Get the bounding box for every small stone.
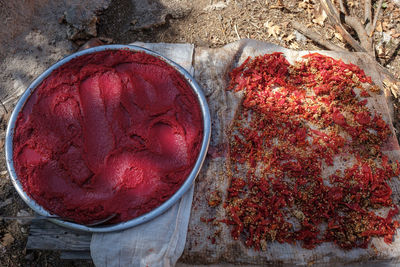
[78,38,104,51]
[86,17,98,37]
[294,30,307,43]
[382,32,392,43]
[17,210,30,217]
[66,25,81,41]
[64,3,101,40]
[99,37,114,44]
[17,210,31,225]
[203,1,228,11]
[25,252,34,261]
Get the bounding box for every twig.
[292,23,347,52]
[332,22,366,53]
[0,99,7,114]
[368,0,384,36]
[249,21,260,29]
[365,0,372,25]
[320,0,368,53]
[298,0,400,90]
[321,0,340,20]
[234,24,241,40]
[338,0,347,14]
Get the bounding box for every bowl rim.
[5,44,211,233]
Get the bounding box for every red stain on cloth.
[13,50,203,224]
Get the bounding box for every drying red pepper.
[223,52,400,251]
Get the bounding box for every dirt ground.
[0,0,400,266]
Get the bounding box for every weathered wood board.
[27,220,91,260]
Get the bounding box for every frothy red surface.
[13,50,203,224]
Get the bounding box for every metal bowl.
[5,45,211,232]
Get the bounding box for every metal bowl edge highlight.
[5,44,211,233]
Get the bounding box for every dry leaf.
[376,21,383,32]
[325,29,335,39]
[290,42,300,49]
[382,20,390,31]
[282,21,290,29]
[391,32,400,38]
[334,32,344,42]
[1,233,14,247]
[383,79,400,98]
[264,21,281,38]
[298,0,310,9]
[283,32,298,49]
[386,2,395,11]
[298,2,307,9]
[312,10,328,26]
[377,45,386,58]
[284,33,295,43]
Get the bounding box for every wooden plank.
[26,219,91,251]
[60,251,91,260]
[26,221,400,265]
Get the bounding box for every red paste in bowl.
[13,50,203,224]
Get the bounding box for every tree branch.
[321,0,340,20]
[292,23,347,52]
[344,16,373,54]
[299,0,400,93]
[338,0,347,14]
[320,0,368,53]
[365,0,372,25]
[368,0,384,36]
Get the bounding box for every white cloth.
[90,43,195,267]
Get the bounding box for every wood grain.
[60,251,91,260]
[26,220,91,251]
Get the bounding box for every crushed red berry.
[224,53,400,250]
